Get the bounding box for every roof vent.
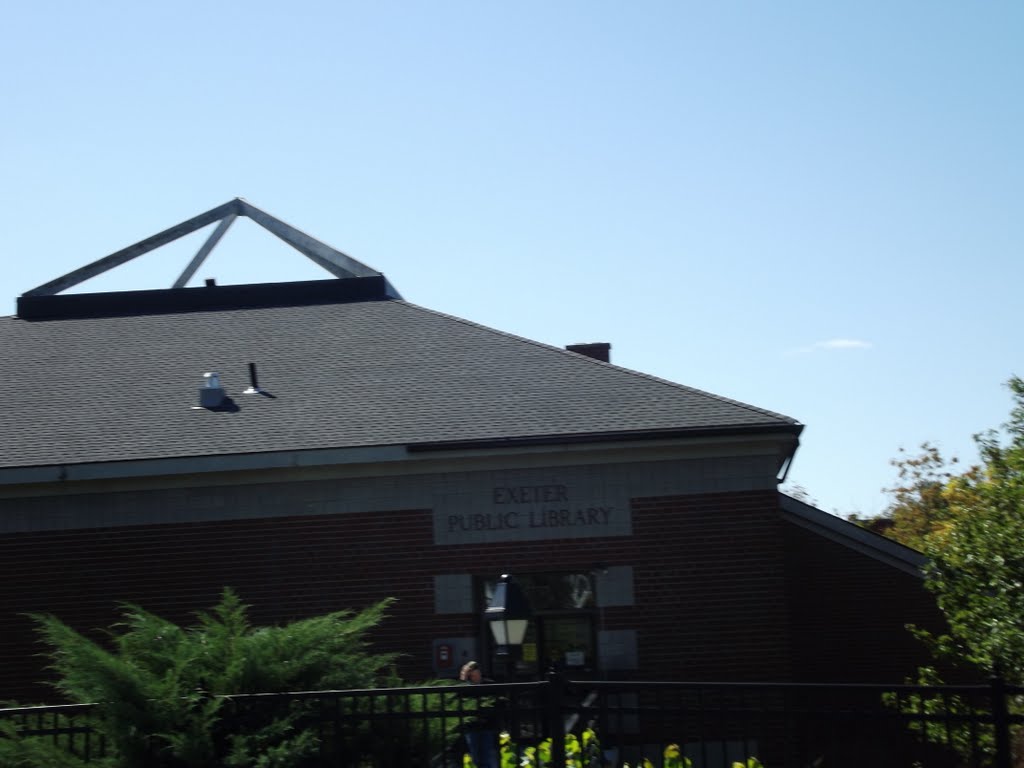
[565,342,611,363]
[243,362,262,395]
[198,371,226,408]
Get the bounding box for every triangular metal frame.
[23,198,399,298]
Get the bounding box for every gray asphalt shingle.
[0,297,800,469]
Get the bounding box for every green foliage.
[858,377,1024,679]
[0,719,92,768]
[882,669,997,761]
[0,589,395,768]
[913,376,1024,681]
[846,441,961,550]
[498,731,517,768]
[580,729,602,768]
[662,743,692,768]
[875,377,1024,763]
[484,729,754,768]
[335,683,463,766]
[878,442,960,550]
[491,729,602,768]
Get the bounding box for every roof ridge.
[393,301,800,426]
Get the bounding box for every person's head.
[459,660,482,683]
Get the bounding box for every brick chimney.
[565,343,611,363]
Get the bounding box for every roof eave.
[0,426,802,490]
[779,493,927,576]
[407,422,804,453]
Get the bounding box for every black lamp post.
[485,574,531,658]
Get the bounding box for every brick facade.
[783,521,943,683]
[0,477,939,703]
[630,490,791,680]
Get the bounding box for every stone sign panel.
[434,473,631,545]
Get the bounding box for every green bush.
[0,589,395,768]
[459,730,762,768]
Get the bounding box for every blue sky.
[2,2,1020,516]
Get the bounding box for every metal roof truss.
[23,198,393,298]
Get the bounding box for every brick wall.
[628,489,792,680]
[0,486,938,701]
[782,521,944,682]
[0,509,447,701]
[1,489,790,700]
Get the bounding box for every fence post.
[547,668,566,768]
[991,675,1012,768]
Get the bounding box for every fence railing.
[2,675,1022,767]
[0,702,106,761]
[566,677,1024,768]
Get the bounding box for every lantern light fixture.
[484,573,531,656]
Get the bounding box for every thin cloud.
[787,338,874,356]
[813,339,873,350]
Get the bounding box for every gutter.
[408,422,803,452]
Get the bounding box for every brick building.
[0,202,940,702]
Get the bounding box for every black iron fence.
[2,675,1022,767]
[572,677,1024,768]
[0,701,106,761]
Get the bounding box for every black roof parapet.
[17,276,394,320]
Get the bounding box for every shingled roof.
[1,203,801,473]
[1,279,799,470]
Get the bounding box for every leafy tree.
[859,442,961,550]
[915,376,1024,680]
[780,483,819,507]
[884,377,1024,763]
[0,589,395,768]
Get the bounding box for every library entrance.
[482,572,598,679]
